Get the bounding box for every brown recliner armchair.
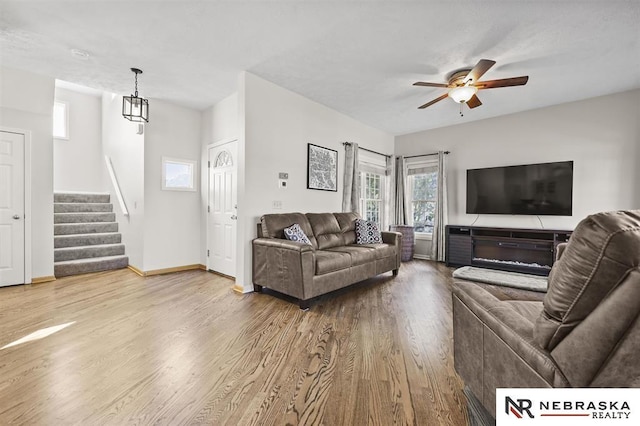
[453,209,640,418]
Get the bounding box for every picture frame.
[307,143,338,192]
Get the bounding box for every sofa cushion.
[355,219,382,244]
[261,213,318,249]
[359,243,396,259]
[315,251,352,275]
[535,209,640,350]
[283,223,312,245]
[334,212,360,245]
[325,246,377,266]
[307,213,345,249]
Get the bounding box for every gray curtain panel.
[342,142,360,213]
[431,151,448,262]
[394,155,407,225]
[385,155,394,230]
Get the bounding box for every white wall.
[237,72,395,291]
[200,93,239,266]
[396,89,640,235]
[0,66,55,279]
[53,87,104,192]
[201,93,238,145]
[143,99,202,271]
[101,93,145,270]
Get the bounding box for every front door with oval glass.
[207,141,237,278]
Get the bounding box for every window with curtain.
[360,171,384,226]
[357,151,389,228]
[407,164,438,235]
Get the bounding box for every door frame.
[206,138,238,275]
[0,127,32,284]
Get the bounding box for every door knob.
[230,215,237,220]
[13,214,21,220]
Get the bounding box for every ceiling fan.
[413,59,528,111]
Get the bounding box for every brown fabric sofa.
[252,212,402,309]
[453,209,640,418]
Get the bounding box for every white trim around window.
[359,171,383,225]
[162,157,198,191]
[405,158,438,237]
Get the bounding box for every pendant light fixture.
[122,68,149,123]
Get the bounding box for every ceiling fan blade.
[413,81,449,88]
[463,59,496,84]
[418,93,449,109]
[466,94,482,109]
[475,76,529,89]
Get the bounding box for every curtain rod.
[342,142,392,158]
[404,151,451,159]
[342,142,450,159]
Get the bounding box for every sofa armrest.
[252,238,315,300]
[253,237,314,252]
[382,231,402,267]
[381,231,401,246]
[453,281,569,388]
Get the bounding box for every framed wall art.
[307,143,338,191]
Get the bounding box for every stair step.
[55,203,113,213]
[55,222,118,235]
[54,212,116,224]
[55,255,129,278]
[54,193,110,203]
[54,243,125,262]
[55,232,122,248]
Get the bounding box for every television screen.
[466,161,573,216]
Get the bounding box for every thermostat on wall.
[278,172,288,189]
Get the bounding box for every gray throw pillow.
[355,219,382,244]
[283,223,312,245]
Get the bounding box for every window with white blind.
[406,164,438,235]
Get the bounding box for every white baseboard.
[412,254,432,260]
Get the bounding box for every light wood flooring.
[0,261,468,425]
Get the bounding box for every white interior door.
[208,140,237,277]
[0,131,25,287]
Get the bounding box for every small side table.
[389,225,415,262]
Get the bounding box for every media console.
[445,225,572,276]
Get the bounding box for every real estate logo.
[505,396,534,419]
[496,389,640,425]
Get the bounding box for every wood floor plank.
[0,261,469,425]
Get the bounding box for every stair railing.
[104,156,129,217]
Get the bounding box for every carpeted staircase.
[54,193,128,277]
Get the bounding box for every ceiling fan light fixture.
[449,85,478,103]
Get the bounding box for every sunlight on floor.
[1,322,76,350]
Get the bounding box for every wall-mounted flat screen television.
[466,161,573,216]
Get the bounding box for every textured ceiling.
[1,1,639,135]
